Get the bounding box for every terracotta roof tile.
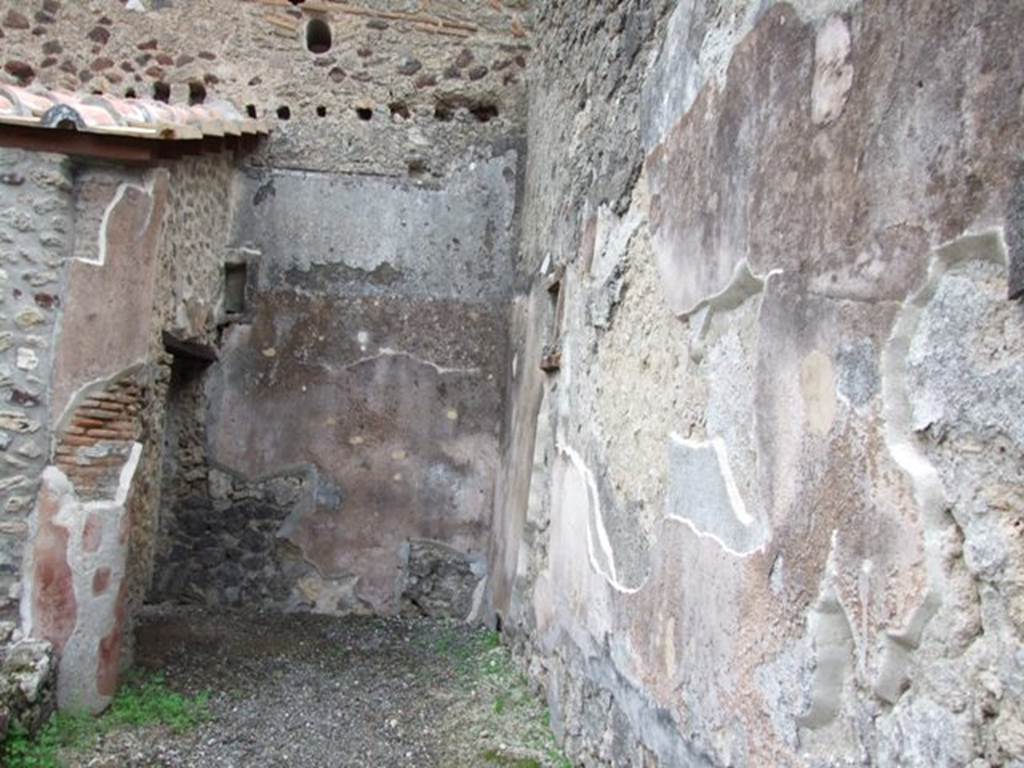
[0,84,269,140]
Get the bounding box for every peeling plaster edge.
[98,441,143,511]
[684,260,780,361]
[661,513,767,559]
[662,433,766,558]
[643,0,862,153]
[555,441,642,596]
[325,348,480,376]
[672,433,755,526]
[797,529,856,730]
[19,442,142,645]
[874,227,1008,703]
[51,362,147,436]
[58,443,141,713]
[76,178,154,267]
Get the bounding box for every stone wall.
[0,149,69,740]
[0,147,239,720]
[194,151,520,616]
[13,0,542,619]
[491,1,1024,766]
[0,150,71,627]
[0,0,530,177]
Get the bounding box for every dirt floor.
[61,607,568,768]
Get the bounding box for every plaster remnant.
[686,258,775,361]
[79,180,152,267]
[332,348,480,376]
[811,15,854,126]
[557,442,641,594]
[835,339,880,409]
[641,0,860,150]
[798,532,855,730]
[799,350,837,436]
[665,433,766,557]
[875,228,1008,704]
[23,443,142,713]
[16,348,39,371]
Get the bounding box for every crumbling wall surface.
[0,0,530,178]
[493,1,1024,766]
[130,154,238,622]
[0,149,70,739]
[202,153,519,616]
[0,150,71,625]
[12,153,237,716]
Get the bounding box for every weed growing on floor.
[438,625,572,767]
[482,748,544,767]
[3,672,209,768]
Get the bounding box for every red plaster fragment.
[96,581,127,697]
[82,511,103,553]
[31,482,77,654]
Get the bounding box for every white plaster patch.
[798,532,855,730]
[23,444,142,714]
[664,433,766,557]
[328,348,479,376]
[811,15,854,126]
[686,258,777,358]
[800,349,838,436]
[76,180,153,267]
[16,347,38,371]
[557,442,641,595]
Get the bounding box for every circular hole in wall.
[306,18,332,54]
[277,105,291,120]
[124,87,137,99]
[434,104,453,122]
[355,107,373,121]
[188,81,207,105]
[389,102,411,120]
[316,105,327,117]
[152,81,170,103]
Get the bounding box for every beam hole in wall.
[124,87,136,99]
[407,157,428,177]
[277,105,291,120]
[470,103,499,123]
[305,18,332,54]
[434,103,453,122]
[188,81,207,106]
[246,104,258,119]
[389,102,411,120]
[152,81,170,103]
[223,263,248,316]
[316,105,327,117]
[540,267,565,372]
[355,106,373,121]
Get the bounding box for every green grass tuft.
[481,748,544,767]
[3,672,209,768]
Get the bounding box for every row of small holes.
[121,87,496,125]
[124,82,205,105]
[262,103,499,123]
